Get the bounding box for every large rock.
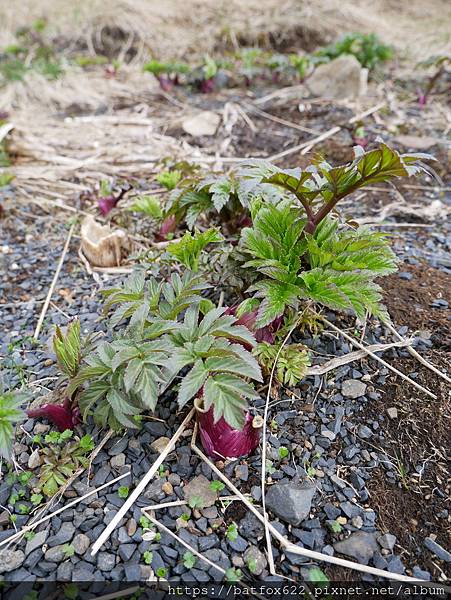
[306,56,363,99]
[334,531,379,565]
[265,481,316,526]
[183,475,217,508]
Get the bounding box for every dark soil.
[364,359,450,578]
[382,262,451,351]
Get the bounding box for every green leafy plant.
[118,486,129,499]
[30,493,43,506]
[53,319,82,380]
[278,446,289,460]
[0,172,14,187]
[253,341,311,386]
[165,171,286,229]
[139,515,151,530]
[247,557,258,574]
[166,228,223,271]
[70,270,262,431]
[225,567,242,582]
[183,551,197,569]
[226,522,238,542]
[0,384,26,460]
[38,431,94,497]
[236,143,429,326]
[328,520,342,534]
[209,480,225,493]
[315,33,392,69]
[129,195,162,218]
[156,567,167,578]
[156,170,182,191]
[24,531,36,542]
[143,550,153,565]
[188,495,205,509]
[63,544,75,558]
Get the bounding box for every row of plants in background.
[143,33,393,92]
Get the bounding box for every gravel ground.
[0,102,450,586]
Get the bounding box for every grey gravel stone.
[377,533,396,551]
[243,545,267,575]
[0,549,25,573]
[341,379,367,399]
[44,545,66,563]
[72,533,90,555]
[47,522,75,546]
[97,552,116,571]
[228,534,248,552]
[266,481,316,526]
[424,538,451,562]
[118,544,136,562]
[333,532,379,565]
[183,475,217,508]
[25,528,48,555]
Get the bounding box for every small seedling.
[18,471,33,485]
[24,531,36,541]
[247,557,258,574]
[226,522,238,542]
[10,514,17,523]
[154,532,161,542]
[307,466,316,477]
[143,550,153,565]
[129,195,162,218]
[30,493,43,506]
[180,513,191,522]
[278,446,289,460]
[156,170,182,190]
[209,480,225,493]
[265,460,276,474]
[183,551,197,569]
[188,495,205,509]
[63,544,75,558]
[225,567,242,582]
[118,486,129,499]
[17,504,30,514]
[328,520,342,534]
[156,567,167,578]
[139,516,151,530]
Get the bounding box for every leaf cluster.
[38,430,94,497]
[254,342,311,386]
[70,270,262,431]
[237,143,430,325]
[53,319,82,380]
[0,385,26,460]
[315,32,392,70]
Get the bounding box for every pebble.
[333,531,379,565]
[183,475,217,508]
[387,407,398,419]
[110,453,126,469]
[266,481,316,526]
[72,533,90,555]
[341,380,367,399]
[377,533,396,551]
[150,436,171,453]
[424,537,451,562]
[0,549,25,573]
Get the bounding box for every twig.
[244,102,319,134]
[0,472,130,549]
[267,102,385,162]
[33,223,75,340]
[305,340,413,376]
[319,316,436,399]
[91,407,195,556]
[383,320,451,384]
[141,494,244,512]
